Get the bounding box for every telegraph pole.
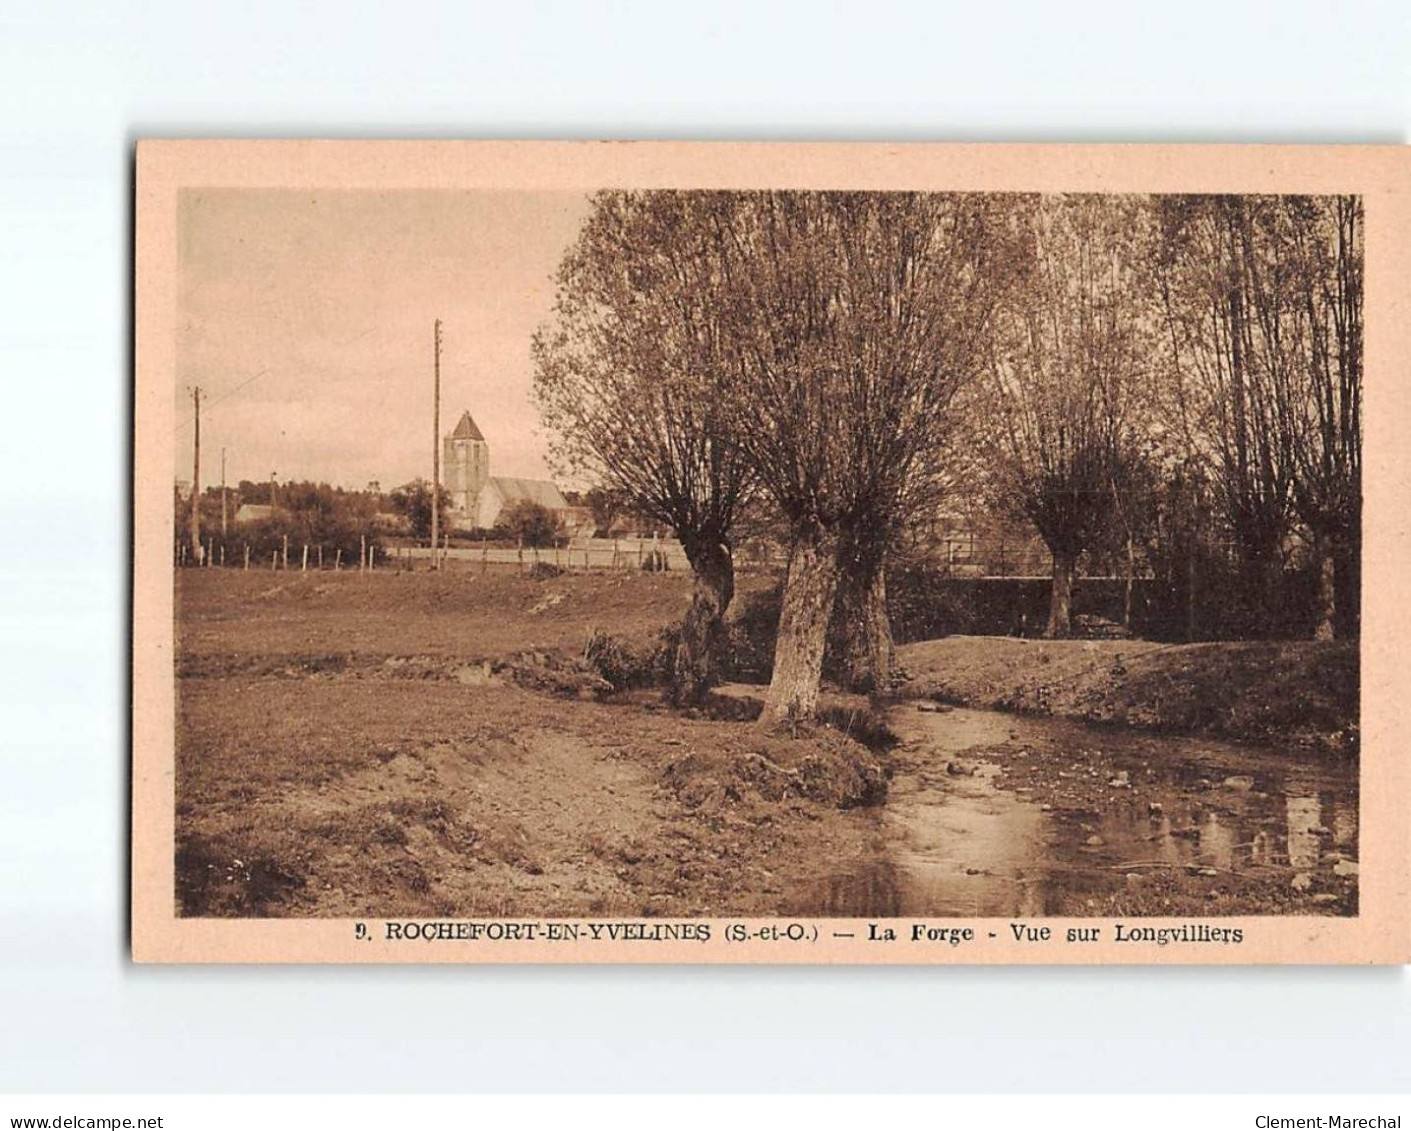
[189,386,202,564]
[431,318,442,568]
[220,446,228,538]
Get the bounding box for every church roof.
[486,476,568,511]
[449,411,485,441]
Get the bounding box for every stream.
[795,705,1359,917]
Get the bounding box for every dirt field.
[176,564,751,662]
[174,568,883,918]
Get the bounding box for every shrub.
[720,584,783,682]
[584,628,674,691]
[387,479,451,541]
[497,501,565,548]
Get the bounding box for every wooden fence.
[403,537,692,572]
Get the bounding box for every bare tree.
[988,195,1151,638]
[1276,196,1363,639]
[533,191,755,703]
[1153,195,1301,636]
[716,192,1024,718]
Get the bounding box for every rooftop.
[448,411,485,442]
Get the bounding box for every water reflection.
[790,706,1359,918]
[1331,803,1358,852]
[1285,794,1323,869]
[1197,810,1238,870]
[1249,826,1279,867]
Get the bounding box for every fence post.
[301,544,308,572]
[481,537,488,577]
[368,544,375,572]
[318,545,324,570]
[243,543,250,571]
[271,551,277,571]
[335,548,342,571]
[360,535,366,573]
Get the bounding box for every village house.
[233,503,277,525]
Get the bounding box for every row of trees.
[180,478,573,555]
[1157,195,1362,639]
[533,190,1363,723]
[177,480,386,565]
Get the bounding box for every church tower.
[444,411,490,520]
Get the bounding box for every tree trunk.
[835,559,895,693]
[761,528,840,725]
[672,538,735,705]
[1122,535,1134,629]
[1185,534,1199,642]
[1046,550,1077,639]
[1241,549,1282,639]
[1334,534,1360,640]
[1313,535,1337,641]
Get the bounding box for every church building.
[443,410,574,531]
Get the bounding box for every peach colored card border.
[133,140,1410,964]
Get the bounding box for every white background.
[2,0,1409,1095]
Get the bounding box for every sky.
[175,188,593,492]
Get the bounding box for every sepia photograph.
[131,141,1407,963]
[12,0,1411,1113]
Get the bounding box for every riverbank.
[897,636,1358,753]
[177,674,890,918]
[174,570,884,918]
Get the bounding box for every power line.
[175,367,270,433]
[175,326,385,434]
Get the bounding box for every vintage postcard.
[133,141,1409,963]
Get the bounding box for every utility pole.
[189,386,202,565]
[220,447,228,538]
[431,318,442,569]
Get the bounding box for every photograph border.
[133,140,1410,964]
